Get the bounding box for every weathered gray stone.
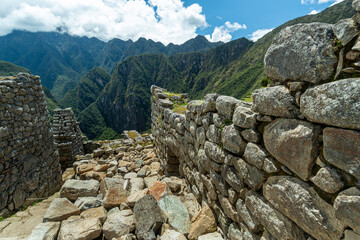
[264,23,337,83]
[204,141,226,163]
[240,129,260,143]
[198,232,224,240]
[180,193,201,219]
[334,187,360,234]
[263,176,345,240]
[58,218,101,240]
[198,149,211,173]
[236,198,260,233]
[220,197,240,223]
[245,191,306,240]
[300,79,360,130]
[103,210,136,239]
[202,93,219,113]
[243,143,267,170]
[160,230,187,240]
[310,167,344,193]
[252,86,298,118]
[100,178,129,208]
[221,125,246,155]
[43,198,80,222]
[323,127,360,179]
[333,18,359,46]
[158,195,190,234]
[158,99,174,108]
[233,106,257,128]
[354,0,360,11]
[80,206,107,224]
[188,205,217,240]
[134,195,164,240]
[344,230,360,240]
[60,179,99,201]
[28,222,60,240]
[264,118,320,180]
[74,197,102,212]
[233,158,265,190]
[224,166,243,192]
[216,96,241,120]
[206,124,220,144]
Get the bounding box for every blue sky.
[187,0,344,41]
[0,0,345,44]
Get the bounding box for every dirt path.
[0,193,59,240]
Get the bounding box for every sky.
[0,0,346,45]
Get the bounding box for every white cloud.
[0,0,208,45]
[308,9,320,15]
[249,28,274,42]
[318,0,344,5]
[205,21,246,42]
[301,0,316,4]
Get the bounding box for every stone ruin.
[53,108,84,170]
[0,73,62,217]
[151,3,360,239]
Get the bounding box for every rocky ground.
[0,132,224,240]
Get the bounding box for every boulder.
[80,206,107,224]
[100,178,129,208]
[354,0,360,11]
[216,96,241,120]
[74,197,102,212]
[204,141,226,163]
[236,198,260,233]
[233,105,257,128]
[233,158,265,190]
[334,187,360,234]
[188,205,217,240]
[264,118,320,181]
[323,127,360,179]
[160,230,187,240]
[202,93,219,113]
[300,79,360,130]
[224,166,244,192]
[102,210,136,239]
[134,195,164,240]
[28,222,60,240]
[221,125,246,155]
[245,191,306,240]
[126,188,149,207]
[264,23,337,83]
[149,181,170,201]
[243,143,267,169]
[60,179,99,201]
[310,167,344,193]
[252,86,298,118]
[263,176,345,240]
[58,218,101,240]
[198,232,224,240]
[333,18,359,46]
[158,195,191,235]
[43,198,80,222]
[180,193,201,219]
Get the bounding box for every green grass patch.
[173,105,187,114]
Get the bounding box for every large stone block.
[323,127,360,179]
[43,198,80,222]
[333,18,359,46]
[264,118,320,180]
[252,86,298,118]
[58,218,101,240]
[300,79,360,130]
[221,125,246,155]
[264,23,337,83]
[60,179,99,201]
[245,191,306,240]
[263,176,345,240]
[215,96,241,120]
[334,187,360,234]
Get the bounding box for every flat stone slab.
[27,222,60,240]
[43,198,80,222]
[300,78,360,130]
[58,218,102,240]
[60,179,99,201]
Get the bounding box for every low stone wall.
[53,108,84,170]
[151,5,360,239]
[0,73,62,217]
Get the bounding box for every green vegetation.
[0,61,30,76]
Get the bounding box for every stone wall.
[151,4,360,240]
[0,73,62,217]
[53,108,84,170]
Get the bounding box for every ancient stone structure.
[0,73,62,217]
[53,108,84,170]
[151,5,360,239]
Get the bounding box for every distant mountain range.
[0,0,355,139]
[0,32,222,99]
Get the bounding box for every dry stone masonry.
[0,73,62,218]
[151,3,360,239]
[53,108,84,170]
